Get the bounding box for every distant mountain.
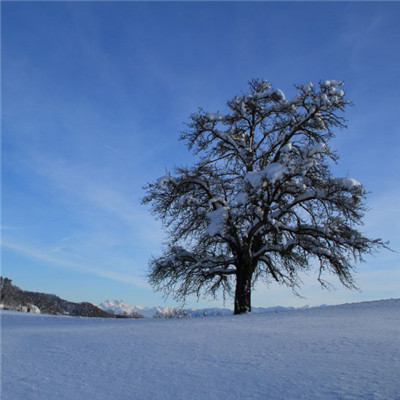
[98,300,193,318]
[99,299,235,318]
[97,300,145,318]
[0,277,114,318]
[0,276,310,319]
[98,299,310,318]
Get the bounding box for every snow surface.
[156,175,176,188]
[2,299,399,400]
[206,207,229,236]
[333,177,362,191]
[245,162,287,187]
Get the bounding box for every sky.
[1,1,399,309]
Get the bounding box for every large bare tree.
[143,79,386,314]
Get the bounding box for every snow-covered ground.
[2,299,399,400]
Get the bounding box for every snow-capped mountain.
[98,299,310,318]
[98,300,235,318]
[98,300,150,317]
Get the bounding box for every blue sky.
[2,1,399,309]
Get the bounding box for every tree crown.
[143,79,386,307]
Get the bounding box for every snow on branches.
[143,78,387,314]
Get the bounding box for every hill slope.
[2,298,399,400]
[0,277,112,318]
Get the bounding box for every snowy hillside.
[2,299,399,400]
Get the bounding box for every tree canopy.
[143,78,386,314]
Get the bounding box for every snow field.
[1,299,399,400]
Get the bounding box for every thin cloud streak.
[2,241,150,289]
[1,226,23,231]
[104,144,123,155]
[24,152,164,243]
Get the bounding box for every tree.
[143,78,386,314]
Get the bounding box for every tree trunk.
[234,271,252,314]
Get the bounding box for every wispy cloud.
[104,144,123,155]
[2,241,150,289]
[1,226,22,231]
[24,152,164,244]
